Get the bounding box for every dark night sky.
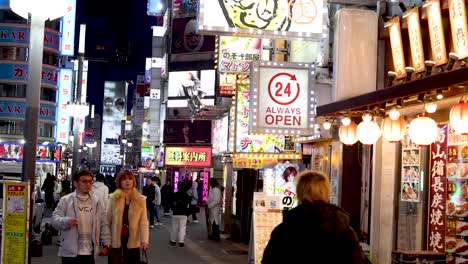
[75,0,156,117]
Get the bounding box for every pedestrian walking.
[50,170,111,264]
[93,173,109,212]
[262,171,365,264]
[42,173,57,208]
[151,176,163,225]
[207,178,222,241]
[161,180,173,216]
[170,185,192,247]
[60,175,72,197]
[186,175,199,222]
[143,177,156,228]
[107,170,149,264]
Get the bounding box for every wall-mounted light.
[425,60,435,76]
[127,142,133,147]
[388,106,401,120]
[386,71,397,87]
[83,146,88,151]
[436,89,444,100]
[445,52,459,71]
[341,116,351,126]
[405,67,415,81]
[425,97,438,113]
[121,137,128,144]
[323,120,332,130]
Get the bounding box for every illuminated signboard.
[171,17,215,61]
[0,0,8,9]
[168,70,215,98]
[424,0,448,66]
[235,83,285,153]
[448,0,468,59]
[212,115,229,155]
[385,17,406,79]
[61,0,77,56]
[56,69,73,144]
[0,142,61,162]
[198,0,324,40]
[173,0,197,18]
[218,36,261,73]
[0,101,55,121]
[250,61,315,135]
[164,146,212,167]
[0,24,60,53]
[403,8,425,73]
[0,62,58,87]
[219,73,237,97]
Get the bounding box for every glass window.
[39,123,54,138]
[0,120,24,135]
[41,88,56,102]
[0,47,27,61]
[0,84,26,98]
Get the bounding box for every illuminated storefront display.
[0,142,61,162]
[164,146,212,167]
[250,61,315,135]
[218,36,261,73]
[198,0,324,40]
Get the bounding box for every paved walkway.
[32,207,248,264]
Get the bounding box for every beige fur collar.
[110,188,146,208]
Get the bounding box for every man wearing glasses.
[50,170,111,264]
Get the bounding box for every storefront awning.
[316,66,468,117]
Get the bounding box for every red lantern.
[339,121,358,146]
[450,99,468,135]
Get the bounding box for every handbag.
[140,250,149,264]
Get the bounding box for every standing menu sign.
[1,181,28,264]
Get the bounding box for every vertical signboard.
[448,0,468,60]
[385,17,406,79]
[425,0,448,66]
[446,127,468,262]
[61,0,77,56]
[404,8,425,73]
[428,124,447,253]
[56,69,73,144]
[1,182,28,264]
[250,61,315,135]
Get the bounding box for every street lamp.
[10,0,67,263]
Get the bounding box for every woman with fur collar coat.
[107,171,149,264]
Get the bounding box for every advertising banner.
[212,116,229,155]
[168,70,215,98]
[218,36,261,73]
[235,83,285,153]
[0,62,58,87]
[250,61,315,135]
[198,0,324,40]
[141,147,155,170]
[0,24,60,53]
[173,0,197,18]
[100,81,126,165]
[0,143,60,162]
[171,17,215,60]
[445,126,468,261]
[400,146,421,202]
[163,120,212,144]
[219,73,237,97]
[428,124,447,253]
[233,157,278,169]
[1,181,28,264]
[164,146,212,167]
[61,0,77,56]
[56,69,73,144]
[0,101,55,121]
[404,8,425,73]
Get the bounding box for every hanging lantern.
[357,116,382,145]
[381,116,406,142]
[339,121,358,145]
[450,99,468,135]
[408,115,439,145]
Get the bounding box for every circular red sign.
[267,72,301,105]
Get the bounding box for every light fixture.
[78,148,82,153]
[83,146,88,151]
[388,107,401,120]
[357,115,382,145]
[449,97,468,134]
[436,89,444,100]
[339,121,358,145]
[408,114,439,145]
[121,137,128,144]
[341,116,351,126]
[445,52,459,71]
[425,60,435,76]
[66,101,90,118]
[10,0,67,20]
[386,71,397,87]
[381,116,406,142]
[127,142,133,147]
[405,67,415,81]
[322,120,332,130]
[425,97,438,113]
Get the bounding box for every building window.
[0,120,24,135]
[0,84,26,98]
[41,88,56,102]
[0,47,27,61]
[39,123,54,138]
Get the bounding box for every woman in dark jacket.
[262,171,365,264]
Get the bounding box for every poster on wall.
[198,0,324,40]
[445,125,468,261]
[218,36,261,73]
[171,17,215,61]
[250,61,315,135]
[235,84,285,153]
[400,146,421,202]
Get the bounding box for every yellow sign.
[425,0,448,66]
[233,157,278,169]
[386,17,406,78]
[449,0,468,59]
[1,181,28,264]
[405,8,425,73]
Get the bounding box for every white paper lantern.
[357,117,382,145]
[339,121,358,146]
[450,99,468,135]
[408,115,439,145]
[381,116,406,142]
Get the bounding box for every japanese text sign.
[428,124,447,252]
[385,17,406,79]
[425,0,448,66]
[404,8,425,73]
[250,61,315,135]
[164,146,212,167]
[218,36,261,73]
[0,24,60,53]
[56,69,73,144]
[448,0,468,59]
[0,101,55,121]
[61,0,76,56]
[0,62,58,87]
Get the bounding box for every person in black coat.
[143,177,157,228]
[262,171,365,264]
[41,173,56,208]
[161,180,174,216]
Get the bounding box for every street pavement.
[32,207,249,264]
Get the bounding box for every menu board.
[446,127,468,263]
[401,146,421,202]
[251,192,283,264]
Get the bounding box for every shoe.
[164,213,170,216]
[192,220,199,223]
[156,222,163,226]
[150,225,154,229]
[170,240,176,245]
[179,242,184,247]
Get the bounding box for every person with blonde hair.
[262,171,365,264]
[107,170,149,263]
